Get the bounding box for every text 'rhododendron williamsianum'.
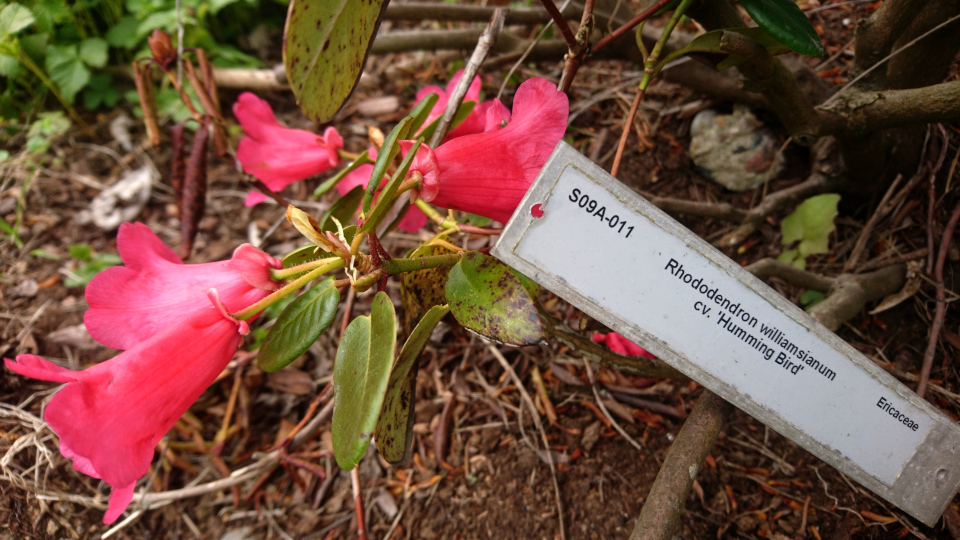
[4,223,281,524]
[401,77,568,224]
[234,92,343,206]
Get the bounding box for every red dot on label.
[531,204,544,218]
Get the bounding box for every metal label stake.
[492,142,960,526]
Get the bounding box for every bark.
[629,391,733,540]
[851,0,927,87]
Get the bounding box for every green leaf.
[363,117,411,214]
[445,252,543,346]
[318,185,364,232]
[800,289,825,309]
[258,277,340,372]
[360,138,421,234]
[465,213,492,227]
[740,0,824,58]
[65,252,123,287]
[661,27,791,70]
[106,16,140,49]
[400,244,455,334]
[407,92,439,134]
[0,53,20,78]
[45,44,89,103]
[332,291,397,470]
[283,0,389,123]
[780,193,840,269]
[28,111,71,138]
[79,38,109,68]
[0,3,35,36]
[313,150,371,198]
[83,74,120,109]
[375,304,450,465]
[68,243,93,261]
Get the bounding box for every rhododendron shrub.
[6,73,579,524]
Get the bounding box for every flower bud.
[148,29,176,70]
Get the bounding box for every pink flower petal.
[405,78,568,223]
[243,191,270,207]
[4,305,247,524]
[592,332,656,359]
[84,223,281,350]
[233,92,342,190]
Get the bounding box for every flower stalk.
[270,256,343,281]
[233,258,345,320]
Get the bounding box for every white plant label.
[492,142,960,526]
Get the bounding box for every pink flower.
[335,149,428,233]
[4,299,249,524]
[592,332,656,359]
[416,70,510,141]
[85,222,281,350]
[234,92,343,205]
[401,77,568,224]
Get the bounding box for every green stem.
[380,253,464,275]
[414,198,447,225]
[233,259,346,320]
[641,0,695,91]
[270,256,342,281]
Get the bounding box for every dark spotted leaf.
[258,277,339,372]
[283,0,389,122]
[740,0,823,58]
[400,244,455,334]
[445,252,543,346]
[332,291,396,470]
[375,304,449,465]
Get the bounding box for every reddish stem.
[538,0,577,49]
[592,0,676,53]
[917,200,960,397]
[611,87,645,178]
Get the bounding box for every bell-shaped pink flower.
[85,222,281,350]
[234,92,343,204]
[416,70,511,141]
[4,299,249,524]
[401,77,569,224]
[592,332,656,359]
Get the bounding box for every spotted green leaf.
[445,252,543,346]
[283,0,390,122]
[375,304,450,465]
[400,244,455,334]
[332,291,396,470]
[258,277,340,372]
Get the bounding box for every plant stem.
[611,0,693,178]
[592,0,676,53]
[538,0,577,49]
[270,256,342,281]
[232,259,345,320]
[415,198,449,225]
